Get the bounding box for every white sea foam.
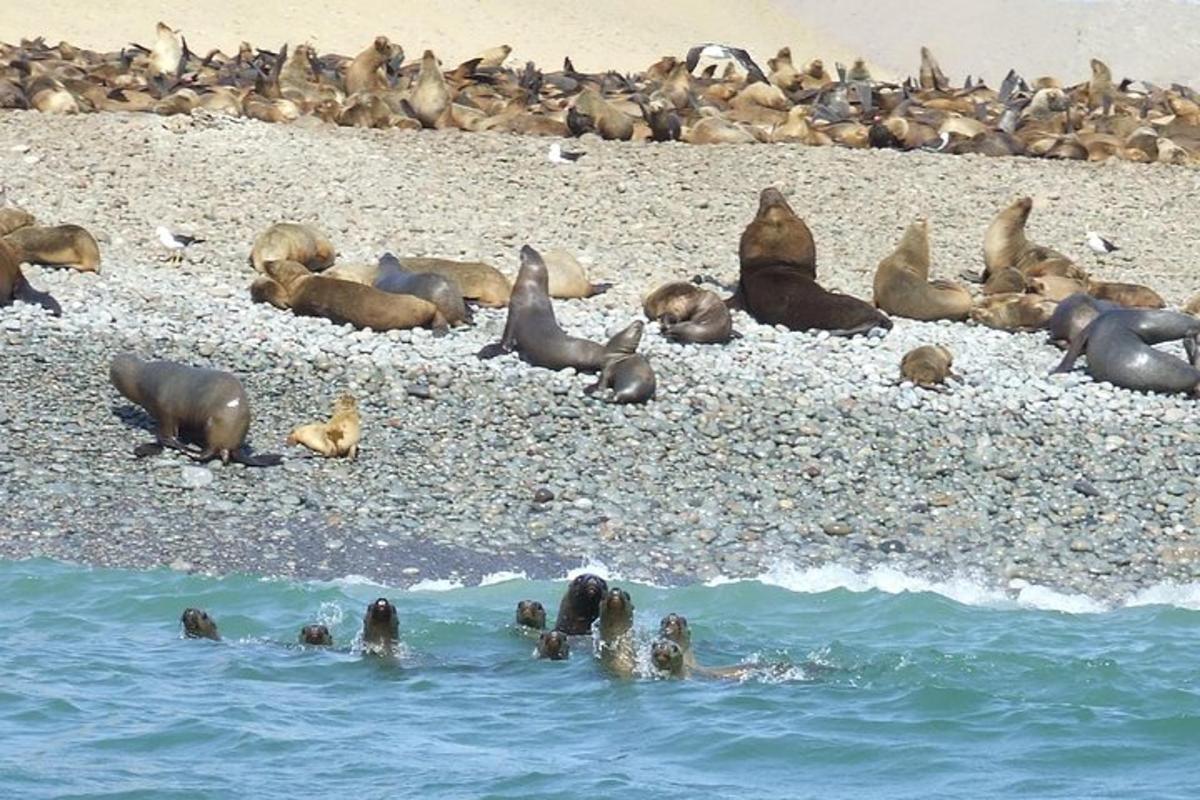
[407,578,465,592]
[1124,581,1200,611]
[478,570,528,586]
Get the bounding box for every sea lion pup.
[515,600,547,630]
[3,224,101,272]
[651,639,688,678]
[970,293,1057,332]
[900,345,956,388]
[109,353,282,467]
[299,624,333,646]
[1046,292,1117,348]
[181,608,220,641]
[410,49,451,128]
[393,257,511,307]
[286,393,361,459]
[596,587,636,679]
[345,36,394,95]
[249,223,335,274]
[361,597,400,654]
[1052,309,1200,395]
[736,188,892,336]
[540,249,611,299]
[0,239,61,316]
[536,630,570,660]
[0,207,35,236]
[584,321,656,404]
[375,253,471,326]
[1086,280,1165,309]
[980,197,1077,281]
[262,259,446,332]
[477,245,638,371]
[642,282,735,344]
[552,573,608,635]
[872,218,972,322]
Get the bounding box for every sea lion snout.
[369,597,395,622]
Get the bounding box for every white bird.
[156,225,205,264]
[685,44,767,84]
[1086,230,1119,255]
[547,143,585,164]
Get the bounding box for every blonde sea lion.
[597,587,636,679]
[410,50,450,128]
[148,22,183,78]
[1029,274,1088,301]
[3,224,101,272]
[572,89,634,141]
[0,207,35,236]
[540,248,611,299]
[983,267,1027,295]
[1086,280,1165,309]
[345,36,394,95]
[981,197,1074,281]
[584,320,656,404]
[0,239,61,315]
[872,218,972,321]
[515,600,547,630]
[552,573,608,635]
[362,597,400,654]
[642,281,735,344]
[249,223,335,274]
[970,293,1057,332]
[900,345,956,387]
[286,394,361,458]
[181,608,220,640]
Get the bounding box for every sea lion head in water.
[299,624,333,646]
[552,573,608,634]
[597,587,636,677]
[515,599,547,630]
[651,639,686,677]
[362,597,399,650]
[536,630,570,660]
[181,608,220,640]
[737,187,816,278]
[659,613,691,648]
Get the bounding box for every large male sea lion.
[362,597,400,654]
[299,624,333,646]
[584,320,656,404]
[109,353,282,466]
[181,608,220,640]
[515,600,547,630]
[872,218,972,321]
[286,394,361,458]
[642,282,735,344]
[597,587,636,678]
[552,573,608,634]
[3,224,101,272]
[249,223,335,273]
[536,630,570,660]
[1046,292,1117,348]
[735,188,892,336]
[0,239,61,315]
[376,253,471,326]
[1052,309,1200,394]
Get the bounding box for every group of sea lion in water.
[4,25,1200,166]
[181,574,755,680]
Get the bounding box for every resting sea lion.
[735,188,892,336]
[286,394,361,458]
[1086,280,1165,309]
[249,223,335,273]
[552,573,608,634]
[1052,309,1200,394]
[1029,274,1087,301]
[110,354,282,466]
[515,600,547,630]
[0,207,35,236]
[584,320,656,404]
[362,597,400,653]
[376,253,471,326]
[642,282,736,344]
[970,293,1057,332]
[261,259,446,331]
[181,608,220,640]
[3,224,101,272]
[541,249,611,299]
[1046,293,1117,348]
[981,197,1077,281]
[410,50,450,128]
[597,587,636,678]
[982,267,1026,295]
[536,630,570,660]
[872,218,972,321]
[900,345,956,387]
[299,624,333,646]
[478,245,640,371]
[0,239,61,315]
[395,258,511,307]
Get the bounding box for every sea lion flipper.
[133,442,164,458]
[14,280,62,316]
[233,450,283,468]
[587,282,612,297]
[958,269,985,284]
[1051,331,1088,374]
[477,342,509,360]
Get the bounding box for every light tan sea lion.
[475,44,511,69]
[345,36,394,95]
[900,345,956,387]
[0,239,60,315]
[970,293,1057,332]
[410,50,450,128]
[981,197,1074,281]
[149,22,183,78]
[0,207,35,236]
[181,608,220,640]
[249,223,335,273]
[584,320,656,404]
[260,259,446,332]
[983,267,1027,295]
[26,77,79,115]
[541,248,611,299]
[1086,280,1165,309]
[651,639,688,678]
[395,257,511,307]
[1029,274,1088,301]
[3,224,101,272]
[642,282,735,344]
[321,262,379,285]
[573,89,634,141]
[286,394,361,458]
[597,587,636,679]
[872,218,972,322]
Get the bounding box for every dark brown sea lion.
[362,597,400,653]
[3,224,101,272]
[552,573,608,635]
[1052,309,1200,394]
[515,599,547,630]
[735,188,892,336]
[0,239,61,315]
[181,608,220,640]
[109,353,282,466]
[376,253,471,326]
[584,320,655,404]
[249,223,335,273]
[900,345,956,387]
[597,587,636,678]
[299,624,333,646]
[872,218,972,321]
[1046,293,1117,348]
[536,630,570,660]
[642,282,736,344]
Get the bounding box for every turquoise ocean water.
[1,558,1198,799]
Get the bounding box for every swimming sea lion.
[181,607,220,640]
[552,573,608,635]
[736,188,892,336]
[299,624,333,646]
[3,224,101,272]
[515,600,547,630]
[1046,292,1117,348]
[0,239,61,315]
[261,259,446,332]
[376,253,471,326]
[540,249,611,299]
[650,638,687,678]
[872,218,973,321]
[970,293,1057,332]
[394,257,512,307]
[0,207,35,236]
[1052,308,1200,394]
[109,353,282,466]
[536,630,570,660]
[900,345,956,387]
[249,223,335,273]
[642,282,736,344]
[584,320,656,404]
[659,613,697,671]
[597,587,636,678]
[362,597,400,653]
[286,393,361,458]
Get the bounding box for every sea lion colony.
[2,27,1199,166]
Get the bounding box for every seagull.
[547,142,585,164]
[684,44,767,84]
[156,225,205,264]
[1086,231,1119,255]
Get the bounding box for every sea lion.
[597,587,636,679]
[540,249,611,298]
[181,608,220,640]
[642,282,735,344]
[1029,274,1087,301]
[872,218,973,321]
[376,253,471,326]
[299,624,333,646]
[410,50,450,128]
[970,293,1057,332]
[362,597,400,653]
[1046,292,1117,348]
[536,630,570,660]
[0,239,61,315]
[552,573,608,635]
[1052,309,1200,394]
[1086,280,1165,309]
[148,21,183,78]
[391,257,511,307]
[345,36,395,95]
[261,259,446,332]
[478,245,640,372]
[109,353,282,466]
[286,393,361,458]
[249,223,335,273]
[982,267,1027,295]
[659,613,697,671]
[735,188,892,336]
[515,600,547,630]
[584,320,656,404]
[651,639,687,678]
[3,224,101,272]
[981,197,1076,281]
[0,207,35,236]
[900,345,956,387]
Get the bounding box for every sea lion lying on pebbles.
[376,253,471,326]
[299,624,333,646]
[0,239,61,315]
[979,197,1082,282]
[515,600,547,630]
[970,293,1057,332]
[1052,308,1200,394]
[541,248,611,299]
[642,281,736,344]
[872,218,972,322]
[249,222,335,273]
[1086,280,1165,309]
[1046,293,1117,348]
[3,224,101,272]
[286,394,361,459]
[900,345,957,388]
[584,320,656,404]
[536,630,570,660]
[552,573,608,634]
[0,207,35,236]
[362,597,400,654]
[597,587,636,679]
[181,608,220,640]
[396,257,511,307]
[109,353,282,466]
